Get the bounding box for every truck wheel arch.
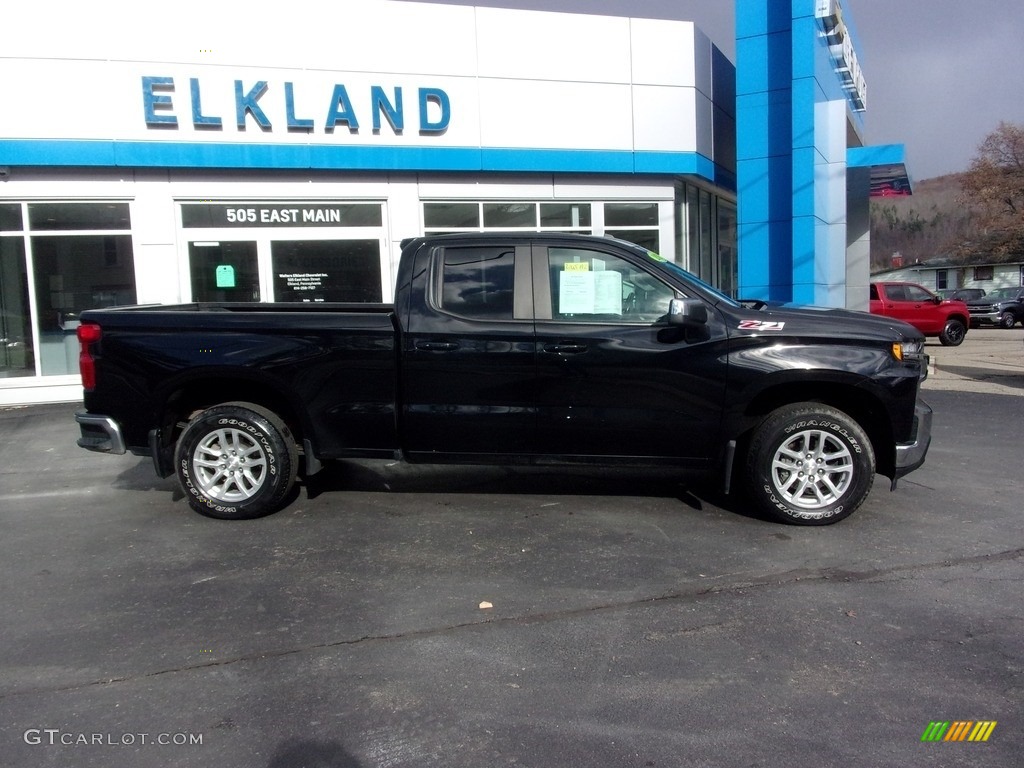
[737,379,896,483]
[159,376,309,464]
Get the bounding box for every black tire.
[745,403,875,525]
[998,312,1016,329]
[174,402,298,520]
[939,318,967,346]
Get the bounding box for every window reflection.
[441,247,514,319]
[31,235,137,375]
[0,238,34,378]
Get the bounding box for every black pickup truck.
[75,233,932,525]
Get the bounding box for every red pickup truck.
[870,281,969,346]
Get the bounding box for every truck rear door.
[400,241,538,459]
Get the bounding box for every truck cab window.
[439,247,515,320]
[546,247,675,323]
[905,285,933,302]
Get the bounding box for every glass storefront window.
[699,190,713,282]
[424,203,480,230]
[482,203,536,228]
[679,183,737,296]
[1,201,138,380]
[605,202,658,227]
[604,203,660,252]
[1,204,23,231]
[540,203,591,228]
[717,201,738,298]
[422,199,654,248]
[271,240,382,302]
[685,186,700,272]
[0,238,34,378]
[31,234,137,375]
[425,201,594,233]
[28,202,131,231]
[189,242,260,302]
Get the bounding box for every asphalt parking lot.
[1,328,1021,767]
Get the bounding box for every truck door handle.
[415,341,459,352]
[543,343,587,354]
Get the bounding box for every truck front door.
[531,242,729,463]
[877,283,942,334]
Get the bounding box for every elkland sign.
[142,76,452,135]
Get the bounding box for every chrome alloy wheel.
[770,428,854,510]
[191,427,268,502]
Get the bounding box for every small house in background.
[871,257,1024,294]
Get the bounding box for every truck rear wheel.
[745,403,875,525]
[175,403,298,520]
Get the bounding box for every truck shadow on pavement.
[298,460,770,523]
[107,456,771,523]
[112,459,183,497]
[936,365,1024,389]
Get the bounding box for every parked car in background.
[870,281,970,346]
[937,288,985,302]
[966,286,1024,328]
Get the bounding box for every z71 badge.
[738,320,786,331]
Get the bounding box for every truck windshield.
[631,246,740,307]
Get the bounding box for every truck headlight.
[891,340,924,361]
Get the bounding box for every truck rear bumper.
[75,412,127,455]
[892,398,933,485]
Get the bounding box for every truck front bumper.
[892,398,933,486]
[75,412,127,455]
[967,310,1000,325]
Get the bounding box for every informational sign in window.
[559,268,622,315]
[271,240,382,303]
[215,264,236,288]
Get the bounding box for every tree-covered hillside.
[869,175,968,271]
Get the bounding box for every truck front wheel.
[175,403,298,520]
[939,318,966,346]
[745,404,875,525]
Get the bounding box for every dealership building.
[0,0,908,405]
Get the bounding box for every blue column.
[736,0,861,307]
[736,0,794,303]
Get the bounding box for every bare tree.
[958,121,1024,260]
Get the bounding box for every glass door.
[188,241,260,302]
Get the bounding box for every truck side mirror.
[668,297,708,326]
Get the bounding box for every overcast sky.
[406,0,1024,181]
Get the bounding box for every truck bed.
[78,302,401,462]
